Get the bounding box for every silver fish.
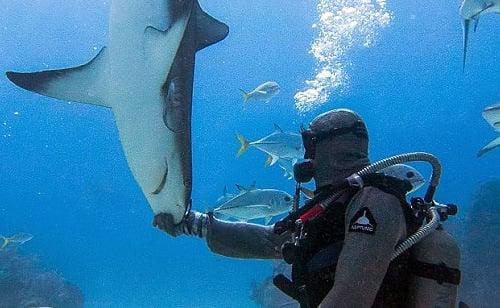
[214,186,235,207]
[240,81,280,103]
[213,184,293,225]
[6,0,229,223]
[478,103,500,157]
[0,232,33,250]
[278,158,302,180]
[237,125,304,167]
[379,164,425,193]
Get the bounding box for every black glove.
[153,211,208,238]
[152,212,184,237]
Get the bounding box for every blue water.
[0,0,499,307]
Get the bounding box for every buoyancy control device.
[273,152,461,308]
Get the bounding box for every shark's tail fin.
[0,236,9,250]
[239,89,250,103]
[236,133,250,158]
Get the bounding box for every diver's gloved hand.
[153,211,208,238]
[152,212,183,237]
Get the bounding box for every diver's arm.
[319,187,406,308]
[153,211,289,259]
[206,214,289,259]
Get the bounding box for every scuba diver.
[153,109,461,307]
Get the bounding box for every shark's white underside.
[6,0,228,223]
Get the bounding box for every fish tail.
[0,237,9,250]
[239,89,250,103]
[236,133,250,158]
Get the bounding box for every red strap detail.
[300,204,324,222]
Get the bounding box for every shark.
[477,103,500,157]
[6,0,229,223]
[460,0,500,70]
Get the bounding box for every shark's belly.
[111,90,189,220]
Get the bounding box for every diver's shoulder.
[354,186,403,210]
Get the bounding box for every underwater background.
[0,0,498,307]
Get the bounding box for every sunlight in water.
[294,0,392,113]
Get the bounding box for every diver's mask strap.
[301,121,368,160]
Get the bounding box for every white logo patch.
[349,207,377,235]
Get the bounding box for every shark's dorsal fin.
[194,2,229,51]
[274,124,284,133]
[6,48,109,107]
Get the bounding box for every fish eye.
[406,171,415,178]
[284,196,291,202]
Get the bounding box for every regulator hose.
[353,152,442,202]
[350,152,443,259]
[278,152,444,245]
[391,207,440,260]
[310,152,443,224]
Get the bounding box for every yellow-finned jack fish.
[240,81,280,103]
[0,232,33,250]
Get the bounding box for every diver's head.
[294,108,370,189]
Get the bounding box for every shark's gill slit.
[152,160,169,195]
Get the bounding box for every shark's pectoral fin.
[6,47,108,107]
[477,136,500,157]
[144,21,188,74]
[195,3,229,51]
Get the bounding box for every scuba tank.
[408,228,460,308]
[273,152,461,308]
[407,198,461,308]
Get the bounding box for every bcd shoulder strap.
[409,260,461,285]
